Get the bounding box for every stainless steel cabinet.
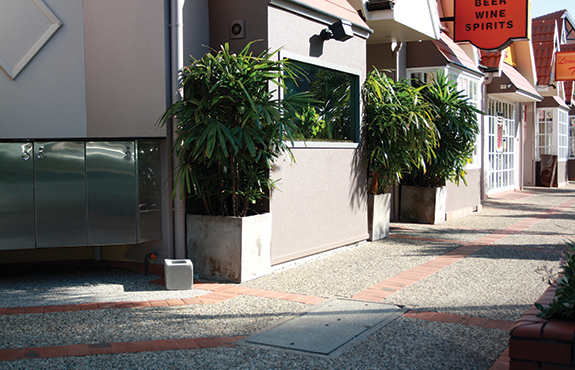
[0,140,162,250]
[136,140,162,243]
[35,142,88,248]
[0,143,35,250]
[86,141,137,245]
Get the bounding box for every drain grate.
[242,299,405,357]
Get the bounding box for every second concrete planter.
[400,185,446,224]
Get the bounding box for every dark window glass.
[285,61,358,142]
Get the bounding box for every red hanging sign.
[454,0,530,51]
[555,51,575,81]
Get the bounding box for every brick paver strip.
[0,336,246,362]
[404,310,516,331]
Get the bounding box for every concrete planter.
[186,213,272,283]
[509,283,575,368]
[399,185,446,224]
[368,193,391,241]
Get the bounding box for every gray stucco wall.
[208,0,269,55]
[267,6,369,264]
[0,0,87,139]
[83,0,168,138]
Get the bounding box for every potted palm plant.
[159,42,310,282]
[400,71,481,224]
[362,69,437,239]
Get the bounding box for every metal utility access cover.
[243,299,404,357]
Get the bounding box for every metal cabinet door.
[34,142,87,248]
[86,141,137,245]
[0,143,35,250]
[136,140,162,242]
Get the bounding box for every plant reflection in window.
[285,62,355,141]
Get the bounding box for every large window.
[284,59,359,142]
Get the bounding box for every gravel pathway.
[0,269,210,308]
[1,318,508,370]
[0,296,307,350]
[1,184,573,369]
[241,238,462,299]
[384,246,562,321]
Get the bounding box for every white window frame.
[558,109,569,160]
[537,107,570,161]
[486,97,517,193]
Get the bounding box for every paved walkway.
[0,185,573,369]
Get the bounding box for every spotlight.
[320,19,354,41]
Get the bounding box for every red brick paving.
[403,309,516,331]
[3,336,247,361]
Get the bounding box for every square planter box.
[186,213,272,283]
[368,193,391,241]
[399,185,446,224]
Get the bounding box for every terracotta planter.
[399,185,446,224]
[368,193,391,241]
[509,283,575,368]
[186,213,272,283]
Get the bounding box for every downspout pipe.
[170,0,186,259]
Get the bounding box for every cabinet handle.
[37,146,45,159]
[22,144,32,161]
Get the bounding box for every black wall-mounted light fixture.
[320,19,354,41]
[365,0,394,11]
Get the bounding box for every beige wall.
[523,102,538,186]
[367,43,394,74]
[83,0,168,138]
[270,147,368,264]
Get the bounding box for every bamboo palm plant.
[405,71,482,187]
[159,42,311,217]
[362,69,438,194]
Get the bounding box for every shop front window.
[284,61,359,142]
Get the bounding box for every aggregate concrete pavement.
[0,184,573,369]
